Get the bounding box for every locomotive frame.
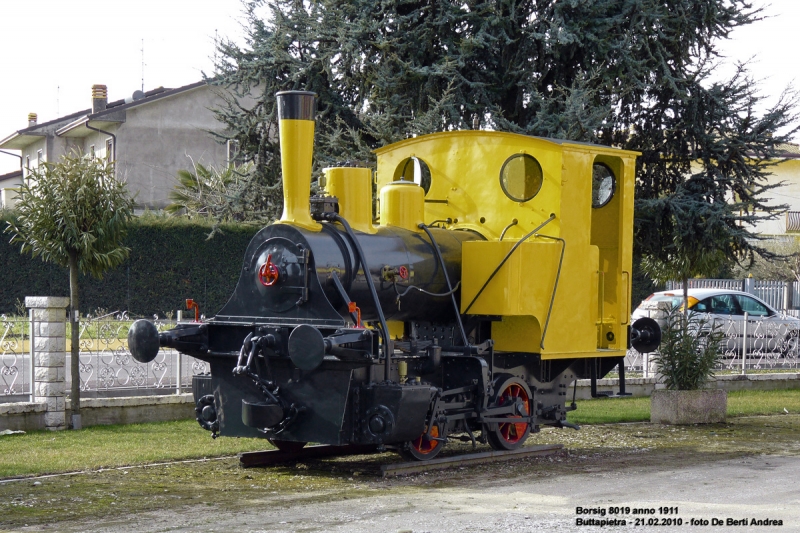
[128,91,658,461]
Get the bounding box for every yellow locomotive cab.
[375,131,639,360]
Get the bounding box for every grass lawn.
[0,420,272,479]
[0,388,798,479]
[567,388,800,424]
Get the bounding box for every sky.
[0,0,798,176]
[0,0,246,175]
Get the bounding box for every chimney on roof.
[92,84,108,114]
[27,113,38,127]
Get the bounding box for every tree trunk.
[68,250,80,425]
[682,276,689,318]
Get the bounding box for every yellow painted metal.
[387,320,404,340]
[278,118,321,231]
[462,240,600,356]
[398,360,408,383]
[375,131,639,360]
[324,167,376,233]
[375,131,565,239]
[379,180,425,232]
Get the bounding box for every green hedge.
[0,212,260,317]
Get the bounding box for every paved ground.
[13,454,798,533]
[4,417,799,533]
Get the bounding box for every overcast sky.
[0,0,797,176]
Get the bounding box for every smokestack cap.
[276,91,317,121]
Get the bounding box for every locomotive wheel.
[486,376,532,451]
[268,439,307,453]
[400,423,444,461]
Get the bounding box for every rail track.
[239,443,563,477]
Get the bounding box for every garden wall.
[575,372,800,400]
[0,395,194,432]
[3,375,799,432]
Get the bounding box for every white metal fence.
[665,278,799,312]
[625,313,800,375]
[0,314,209,403]
[0,316,30,399]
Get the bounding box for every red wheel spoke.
[411,425,440,455]
[491,380,531,445]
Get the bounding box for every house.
[0,81,242,210]
[750,143,800,235]
[0,169,22,209]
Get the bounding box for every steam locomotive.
[128,91,659,460]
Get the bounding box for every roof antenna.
[141,38,145,92]
[214,29,218,67]
[56,85,60,116]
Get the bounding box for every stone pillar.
[25,296,69,431]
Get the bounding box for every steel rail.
[238,442,563,475]
[380,443,563,477]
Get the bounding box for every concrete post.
[784,282,793,311]
[744,277,755,295]
[25,296,69,431]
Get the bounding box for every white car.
[632,289,800,355]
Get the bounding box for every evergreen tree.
[211,0,798,283]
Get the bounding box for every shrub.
[653,309,724,390]
[1,211,260,316]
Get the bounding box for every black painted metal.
[630,317,661,353]
[328,213,392,381]
[288,324,325,370]
[276,91,317,120]
[590,358,612,398]
[617,356,632,396]
[419,224,468,350]
[239,444,380,467]
[127,320,160,363]
[242,399,285,428]
[191,374,213,403]
[207,357,261,438]
[358,383,437,444]
[138,194,611,453]
[214,225,340,325]
[212,222,481,329]
[157,323,209,359]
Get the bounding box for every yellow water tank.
[324,167,375,233]
[379,180,424,232]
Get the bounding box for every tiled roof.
[1,81,206,145]
[775,142,800,158]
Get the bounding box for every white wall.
[115,85,231,208]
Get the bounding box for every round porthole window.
[499,154,543,202]
[592,163,616,208]
[394,157,432,194]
